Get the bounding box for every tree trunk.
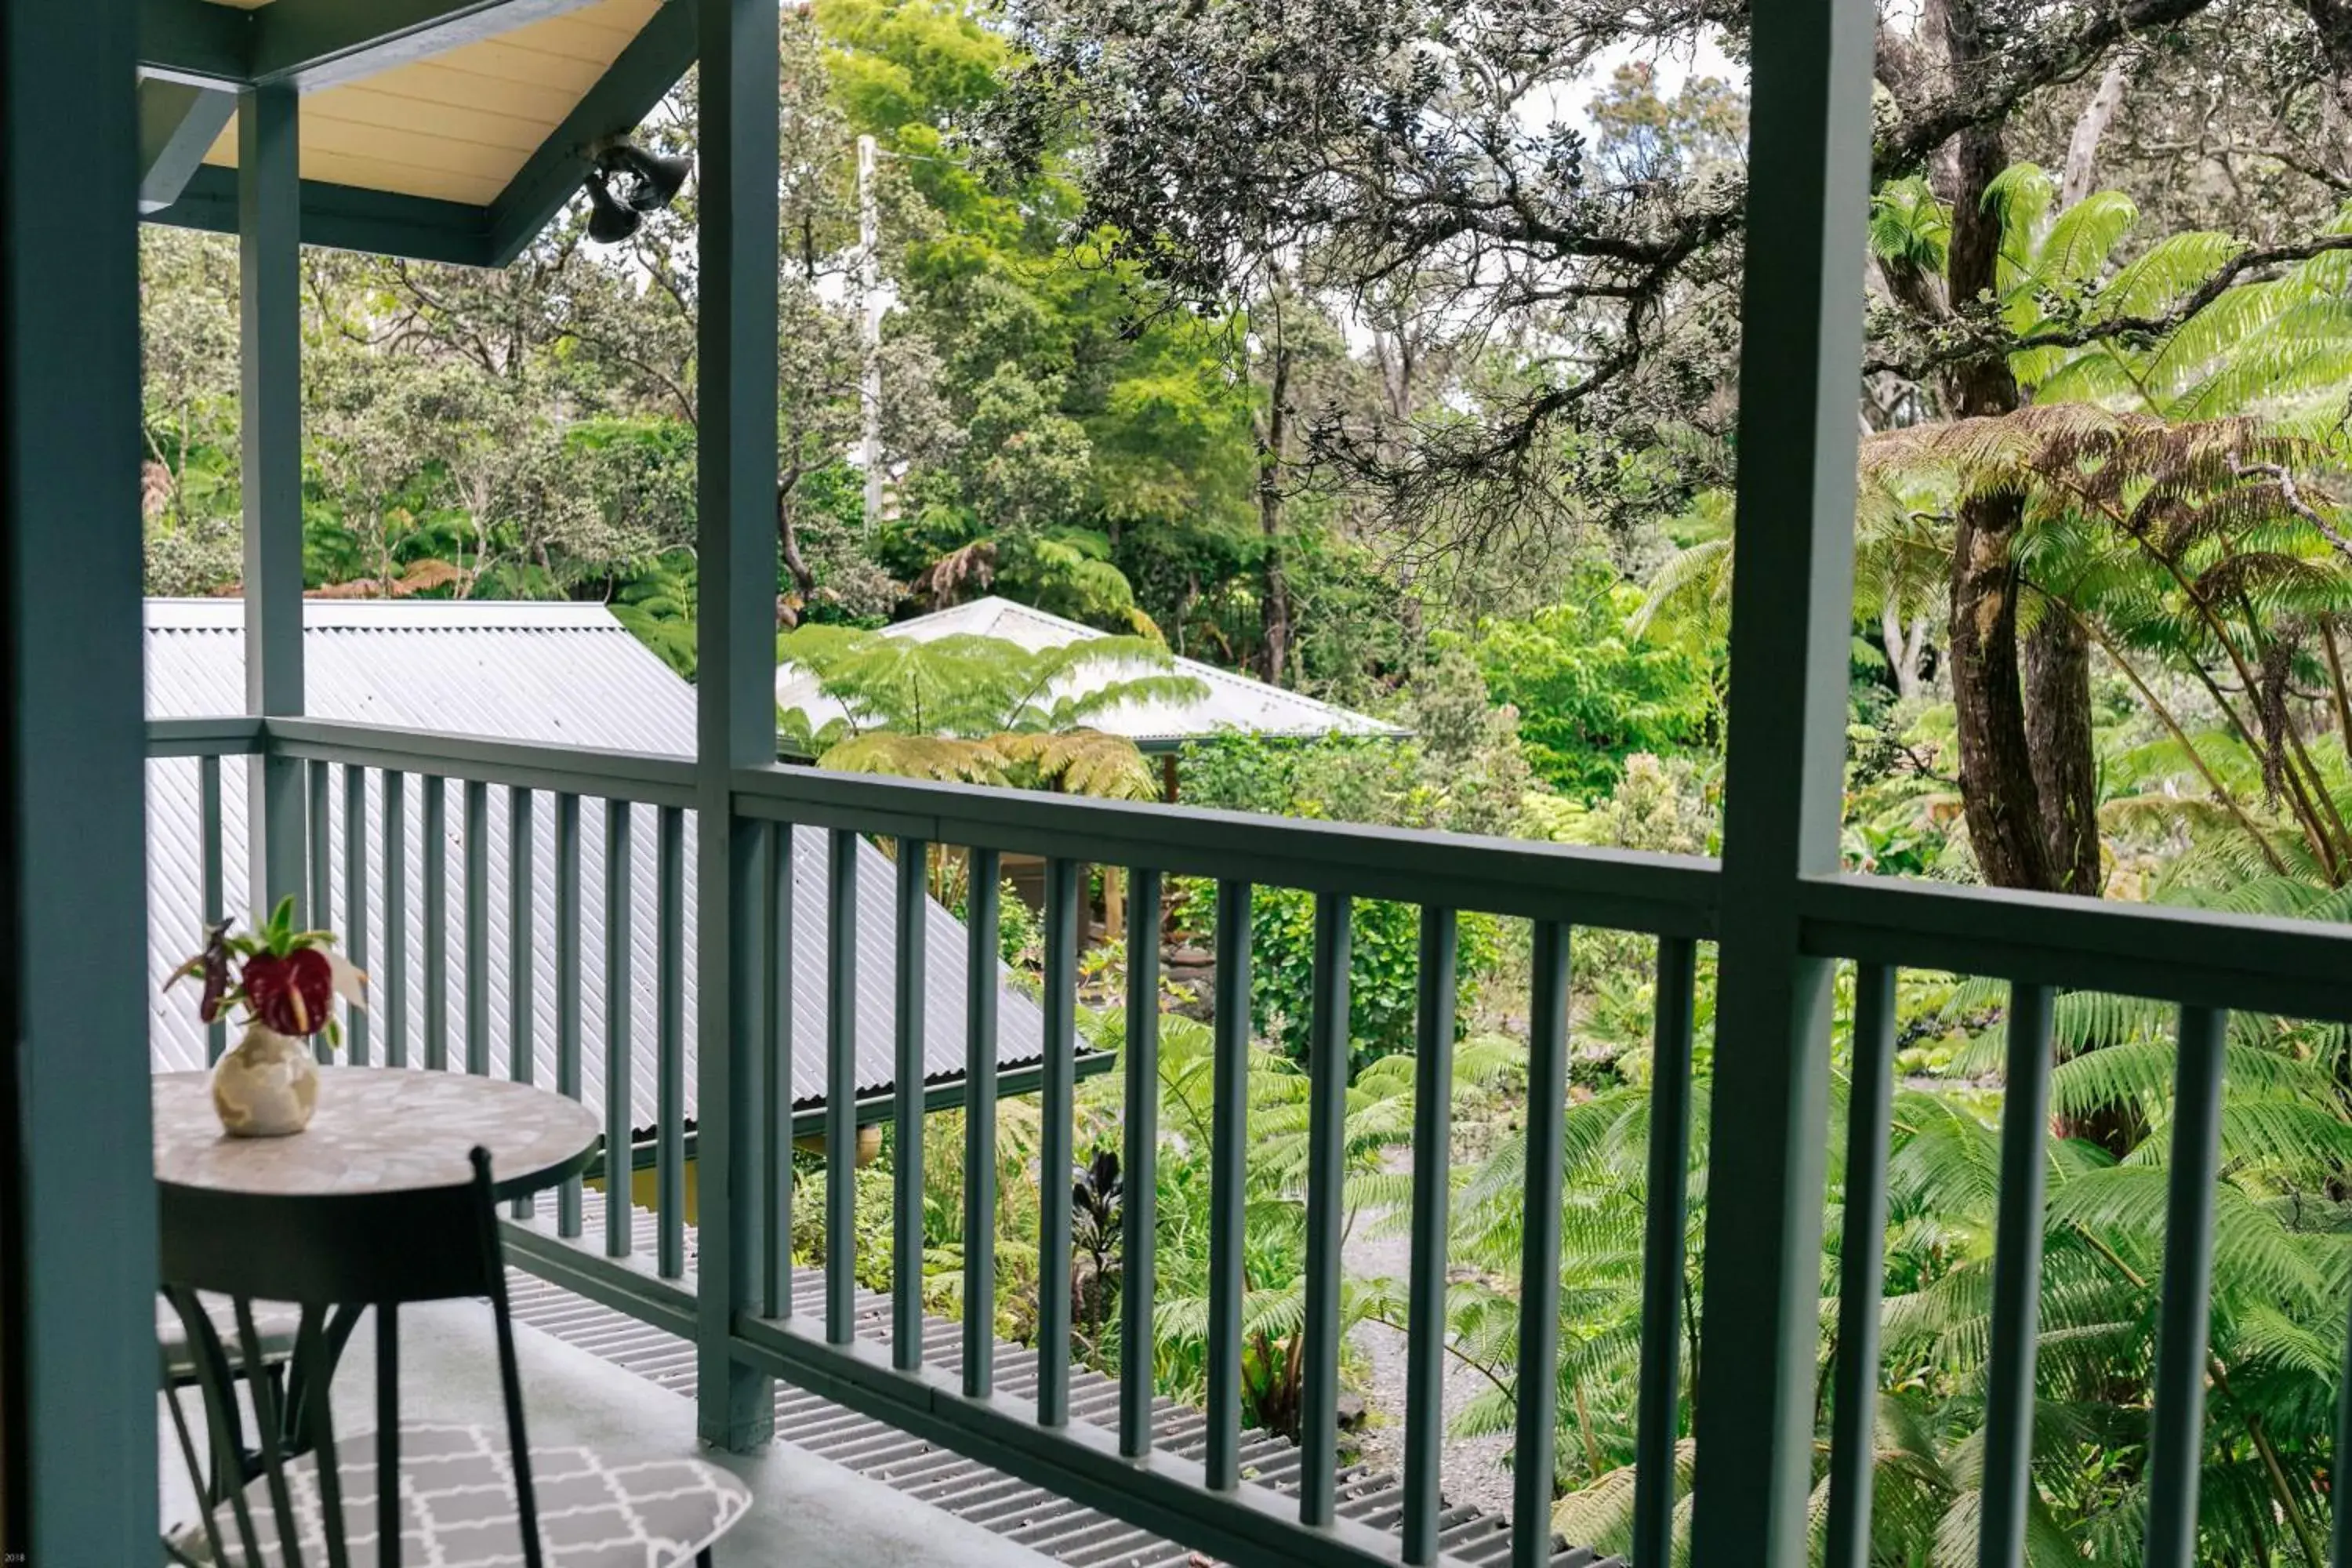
[1881,600,1929,702]
[777,469,815,626]
[2060,60,2130,206]
[2027,612,2102,894]
[1255,332,1294,688]
[1942,114,2056,893]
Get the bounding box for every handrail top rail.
[143,715,2352,1022]
[733,760,1723,934]
[1801,871,2352,1024]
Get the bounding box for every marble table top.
[154,1067,601,1199]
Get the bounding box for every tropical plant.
[1866,405,2352,894]
[1071,1000,1520,1434]
[1462,563,1718,799]
[775,625,1207,798]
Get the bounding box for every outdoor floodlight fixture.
[581,137,692,244]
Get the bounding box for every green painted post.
[202,754,227,1065]
[1633,935,1700,1568]
[383,771,408,1067]
[1403,906,1457,1565]
[506,786,533,1215]
[465,779,489,1076]
[239,81,306,920]
[556,792,584,1240]
[963,848,1002,1398]
[4,2,158,1552]
[1685,0,1873,1552]
[659,805,688,1280]
[893,840,930,1371]
[2145,1006,2227,1568]
[1037,856,1080,1428]
[604,799,635,1260]
[826,827,859,1344]
[423,774,448,1069]
[1300,892,1352,1526]
[1120,866,1163,1458]
[343,765,370,1067]
[1204,879,1251,1491]
[1824,962,1898,1568]
[693,0,782,1451]
[1514,921,1570,1568]
[1978,982,2056,1568]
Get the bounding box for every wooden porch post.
[694,0,781,1450]
[1686,0,1874,1559]
[240,81,307,926]
[2,0,160,1554]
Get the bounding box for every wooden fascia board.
[139,0,253,85]
[145,163,496,267]
[246,0,601,89]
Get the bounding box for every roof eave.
[136,0,696,268]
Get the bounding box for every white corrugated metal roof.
[774,596,1401,746]
[145,599,1051,1128]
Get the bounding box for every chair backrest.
[158,1147,543,1568]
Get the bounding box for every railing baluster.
[1403,906,1457,1565]
[1120,866,1163,1458]
[658,805,687,1281]
[2146,1005,2227,1568]
[963,848,1001,1399]
[1513,920,1570,1568]
[307,759,329,924]
[1037,856,1080,1427]
[1978,982,2056,1568]
[506,787,534,1218]
[382,771,408,1069]
[1301,892,1352,1526]
[464,779,488,1077]
[604,799,634,1260]
[1205,879,1250,1491]
[764,824,793,1318]
[1824,960,1896,1568]
[826,827,859,1345]
[341,765,369,1068]
[423,774,448,1071]
[201,754,226,1066]
[892,839,930,1370]
[555,792,583,1240]
[307,761,331,1062]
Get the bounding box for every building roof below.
[775,596,1403,750]
[144,599,1058,1127]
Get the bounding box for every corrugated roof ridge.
[143,597,630,632]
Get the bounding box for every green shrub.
[1240,890,1499,1071]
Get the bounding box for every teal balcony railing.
[145,712,2352,1568]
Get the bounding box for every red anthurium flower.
[242,947,336,1036]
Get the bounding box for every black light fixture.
[580,137,692,243]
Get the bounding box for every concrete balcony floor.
[160,1297,1057,1568]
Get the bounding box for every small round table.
[153,1065,601,1200]
[153,1067,602,1502]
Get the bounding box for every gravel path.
[1347,1150,1517,1518]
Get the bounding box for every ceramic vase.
[210,1023,319,1137]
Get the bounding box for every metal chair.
[159,1146,749,1567]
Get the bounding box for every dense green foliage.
[136,0,2352,1558]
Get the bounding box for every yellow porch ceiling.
[200,0,665,205]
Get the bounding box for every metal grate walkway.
[506,1193,1621,1568]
